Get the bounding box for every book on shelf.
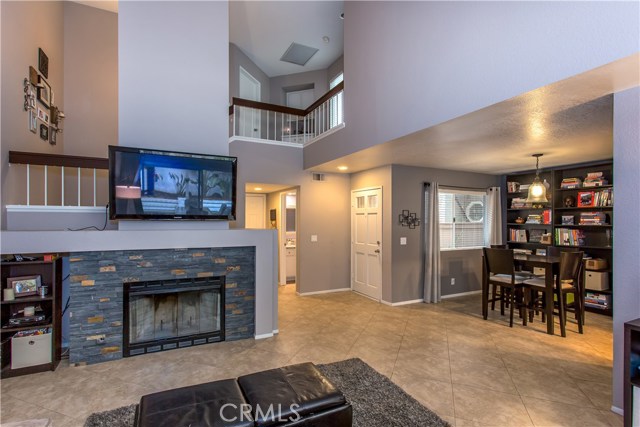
[525,214,542,224]
[543,209,551,224]
[555,228,586,246]
[585,292,611,309]
[579,211,607,225]
[560,177,582,189]
[509,228,528,242]
[592,188,613,206]
[510,198,528,209]
[507,181,520,193]
[513,248,533,255]
[583,172,608,187]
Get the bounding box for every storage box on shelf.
[0,257,62,378]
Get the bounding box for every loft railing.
[229,81,344,145]
[7,151,108,208]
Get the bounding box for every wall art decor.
[40,123,49,141]
[29,110,37,133]
[37,107,49,125]
[38,48,49,78]
[49,126,57,145]
[37,76,51,108]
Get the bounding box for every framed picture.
[7,275,41,297]
[529,229,545,243]
[37,107,49,125]
[29,110,37,133]
[535,249,547,256]
[37,76,51,108]
[38,48,49,78]
[49,127,57,145]
[577,191,595,207]
[561,215,575,225]
[40,124,49,141]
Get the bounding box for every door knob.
[374,249,380,253]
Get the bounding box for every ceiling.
[245,183,292,194]
[229,1,344,77]
[312,54,640,176]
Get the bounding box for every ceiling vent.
[280,43,319,66]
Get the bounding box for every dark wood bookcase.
[625,318,640,427]
[0,257,63,378]
[503,160,614,315]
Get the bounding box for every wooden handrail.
[305,81,344,114]
[9,151,109,169]
[229,81,344,116]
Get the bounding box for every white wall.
[118,1,229,155]
[306,1,640,168]
[612,86,640,411]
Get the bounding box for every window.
[439,189,486,250]
[329,73,343,128]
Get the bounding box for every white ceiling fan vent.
[280,43,319,66]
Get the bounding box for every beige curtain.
[423,182,441,303]
[485,187,503,246]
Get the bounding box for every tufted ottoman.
[135,362,352,427]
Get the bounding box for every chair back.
[559,251,584,283]
[483,247,515,276]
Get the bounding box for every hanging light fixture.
[526,153,548,203]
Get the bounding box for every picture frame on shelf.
[535,249,547,256]
[529,229,545,243]
[562,215,575,225]
[37,76,51,108]
[540,233,552,245]
[577,191,595,207]
[7,275,41,297]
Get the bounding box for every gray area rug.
[84,358,450,427]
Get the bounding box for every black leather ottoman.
[134,362,352,427]
[238,362,352,426]
[136,379,253,427]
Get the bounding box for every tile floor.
[0,285,620,426]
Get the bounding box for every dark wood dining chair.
[524,251,584,337]
[483,247,528,327]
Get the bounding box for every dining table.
[482,253,561,336]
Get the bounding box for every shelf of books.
[504,160,614,315]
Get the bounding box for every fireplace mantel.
[0,229,278,340]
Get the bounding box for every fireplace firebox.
[123,276,225,357]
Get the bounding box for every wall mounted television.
[108,145,237,220]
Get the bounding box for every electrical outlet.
[450,278,456,285]
[400,237,407,245]
[311,235,318,242]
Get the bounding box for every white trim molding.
[441,290,483,300]
[303,123,346,147]
[228,136,303,148]
[297,287,351,296]
[610,406,623,416]
[255,332,274,340]
[381,299,424,307]
[6,205,107,213]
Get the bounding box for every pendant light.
[526,153,548,204]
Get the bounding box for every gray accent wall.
[63,2,117,158]
[612,86,640,410]
[305,1,640,169]
[1,1,65,228]
[229,140,350,295]
[391,165,499,302]
[118,1,229,155]
[270,70,329,107]
[229,43,270,103]
[327,55,344,83]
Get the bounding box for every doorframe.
[350,186,383,301]
[239,66,261,138]
[278,189,298,287]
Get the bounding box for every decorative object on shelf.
[562,215,575,225]
[525,154,548,204]
[540,233,552,244]
[561,177,582,189]
[507,181,520,193]
[529,229,545,243]
[399,210,420,229]
[564,195,576,207]
[38,48,49,78]
[7,275,41,297]
[37,75,51,108]
[515,217,525,224]
[3,288,15,301]
[577,191,595,207]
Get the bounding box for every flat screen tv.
[109,145,237,220]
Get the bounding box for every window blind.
[438,189,486,249]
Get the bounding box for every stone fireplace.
[124,276,224,356]
[68,246,255,365]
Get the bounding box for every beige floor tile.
[452,383,533,426]
[522,395,611,427]
[391,374,455,418]
[575,378,614,410]
[450,359,518,395]
[507,365,594,407]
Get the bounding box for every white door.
[245,194,266,229]
[239,66,261,138]
[351,188,382,300]
[286,89,315,109]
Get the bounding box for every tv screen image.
[109,146,237,220]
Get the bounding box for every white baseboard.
[273,329,279,334]
[610,405,623,416]
[381,298,424,307]
[297,287,351,296]
[441,290,482,300]
[254,332,274,340]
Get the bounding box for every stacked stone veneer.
[68,246,255,365]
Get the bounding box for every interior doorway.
[245,193,266,229]
[351,187,382,301]
[239,66,261,138]
[279,190,298,287]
